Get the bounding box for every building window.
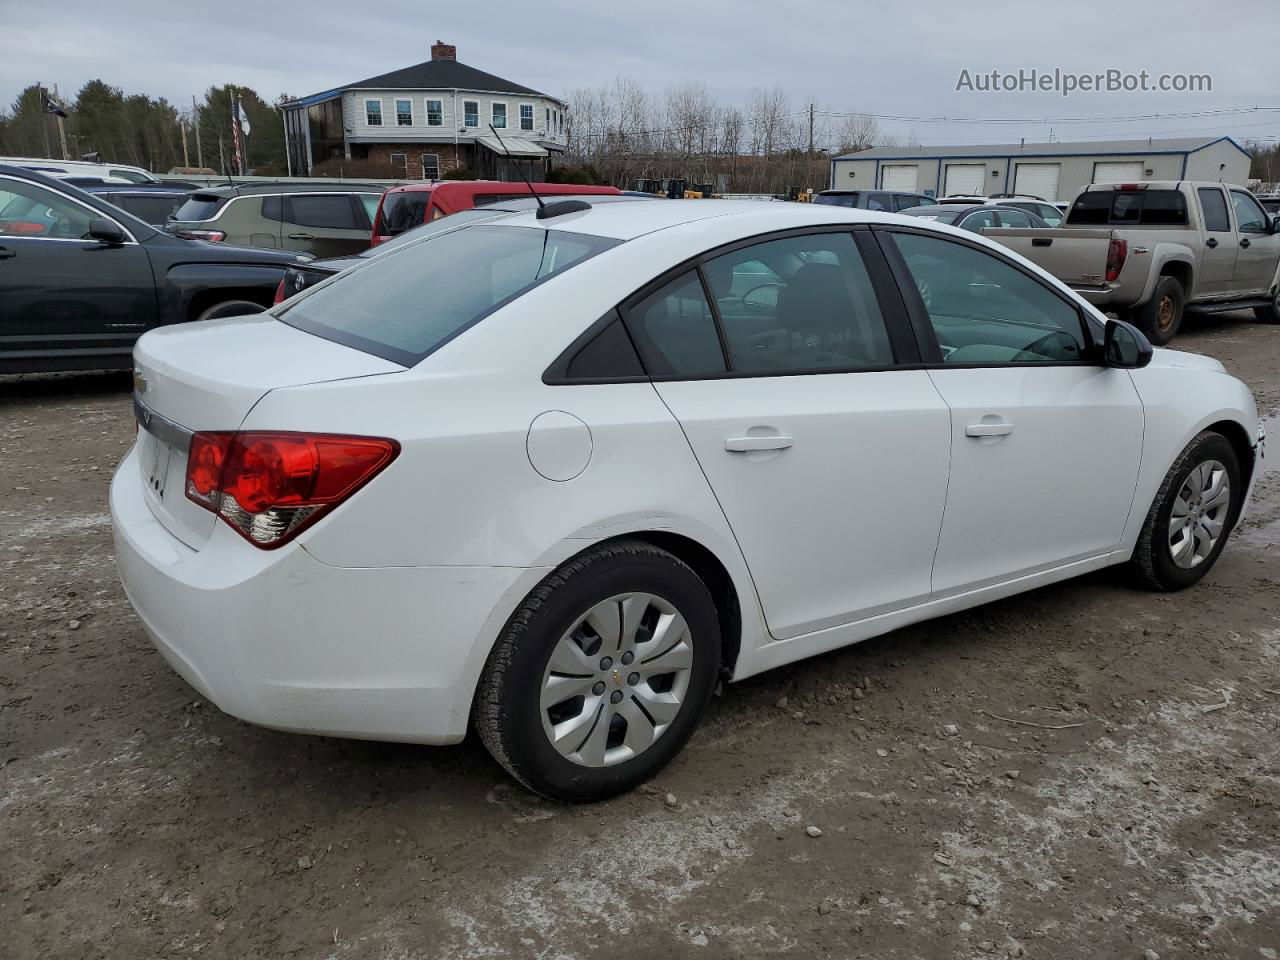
[365,99,382,126]
[463,101,479,127]
[520,104,534,131]
[545,107,550,130]
[389,152,407,177]
[422,153,440,180]
[395,99,412,126]
[426,99,443,127]
[491,102,506,129]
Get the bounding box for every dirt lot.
[2,314,1278,960]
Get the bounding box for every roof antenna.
[488,122,591,220]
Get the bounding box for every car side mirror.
[1103,318,1152,369]
[1271,216,1280,235]
[88,218,127,245]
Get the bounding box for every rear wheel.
[195,299,265,323]
[475,540,720,802]
[1129,431,1241,591]
[1133,276,1185,345]
[1254,289,1280,324]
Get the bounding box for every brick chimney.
[431,41,456,61]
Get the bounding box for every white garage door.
[880,164,919,191]
[943,163,987,197]
[1013,163,1061,200]
[1093,161,1144,184]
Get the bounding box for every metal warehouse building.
[829,136,1251,200]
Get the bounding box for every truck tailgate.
[982,227,1116,289]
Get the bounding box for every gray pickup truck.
[986,181,1280,343]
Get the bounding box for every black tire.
[474,540,721,802]
[1254,289,1280,324]
[1129,431,1241,591]
[1133,276,1186,346]
[195,299,265,323]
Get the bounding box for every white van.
[0,156,160,184]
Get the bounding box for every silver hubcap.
[540,592,694,768]
[1169,459,1230,569]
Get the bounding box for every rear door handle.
[725,435,794,452]
[965,421,1014,438]
[1240,238,1251,249]
[0,247,15,259]
[287,233,314,240]
[1031,237,1053,247]
[1206,237,1218,248]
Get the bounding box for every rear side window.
[626,272,726,377]
[280,225,618,365]
[261,196,283,221]
[1068,190,1188,225]
[173,194,226,221]
[287,195,359,229]
[378,191,430,235]
[1198,188,1231,232]
[561,315,645,380]
[121,195,182,224]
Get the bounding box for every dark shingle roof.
[336,58,559,102]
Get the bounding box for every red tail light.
[178,228,226,243]
[185,431,399,548]
[272,278,287,305]
[1105,238,1128,282]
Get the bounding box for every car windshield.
[901,207,961,223]
[379,190,432,235]
[363,207,509,257]
[279,225,619,365]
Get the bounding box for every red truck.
[370,180,622,246]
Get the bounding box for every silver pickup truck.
[986,181,1280,343]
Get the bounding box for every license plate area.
[140,428,175,499]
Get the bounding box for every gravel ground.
[2,313,1278,960]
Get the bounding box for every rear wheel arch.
[187,286,273,322]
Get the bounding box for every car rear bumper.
[110,445,526,744]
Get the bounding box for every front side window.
[0,178,97,239]
[702,233,895,373]
[286,194,359,230]
[890,231,1087,364]
[396,99,413,126]
[1198,188,1231,232]
[281,225,618,365]
[1230,190,1268,234]
[520,104,534,131]
[378,190,430,235]
[425,99,443,127]
[464,101,479,127]
[492,103,507,129]
[365,99,382,126]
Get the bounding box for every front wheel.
[474,540,721,802]
[1129,431,1241,591]
[1254,289,1280,324]
[1133,276,1186,346]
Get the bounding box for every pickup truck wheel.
[1134,276,1185,345]
[195,300,265,323]
[1128,431,1241,592]
[1254,290,1280,324]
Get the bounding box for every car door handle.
[1240,238,1251,249]
[1031,237,1053,247]
[965,421,1014,438]
[725,435,794,452]
[287,232,314,240]
[1206,237,1218,248]
[0,246,15,259]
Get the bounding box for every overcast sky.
[3,0,1278,148]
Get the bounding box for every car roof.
[191,181,394,198]
[386,180,621,196]
[80,183,190,194]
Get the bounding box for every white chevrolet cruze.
[112,198,1264,801]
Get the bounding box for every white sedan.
[111,198,1264,801]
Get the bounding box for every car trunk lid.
[131,314,403,549]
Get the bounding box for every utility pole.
[53,84,69,160]
[38,81,51,158]
[192,95,204,169]
[808,103,814,157]
[181,115,190,168]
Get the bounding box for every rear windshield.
[814,193,858,207]
[1067,189,1188,226]
[378,190,431,235]
[901,207,961,223]
[279,225,619,365]
[172,194,227,222]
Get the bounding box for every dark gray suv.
[814,189,937,212]
[169,182,391,257]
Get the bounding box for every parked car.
[169,183,390,257]
[0,155,162,183]
[813,189,936,211]
[937,194,1064,226]
[900,203,1051,232]
[79,182,192,227]
[370,180,623,245]
[276,193,657,302]
[0,164,311,373]
[1256,193,1280,216]
[988,181,1280,343]
[113,197,1263,802]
